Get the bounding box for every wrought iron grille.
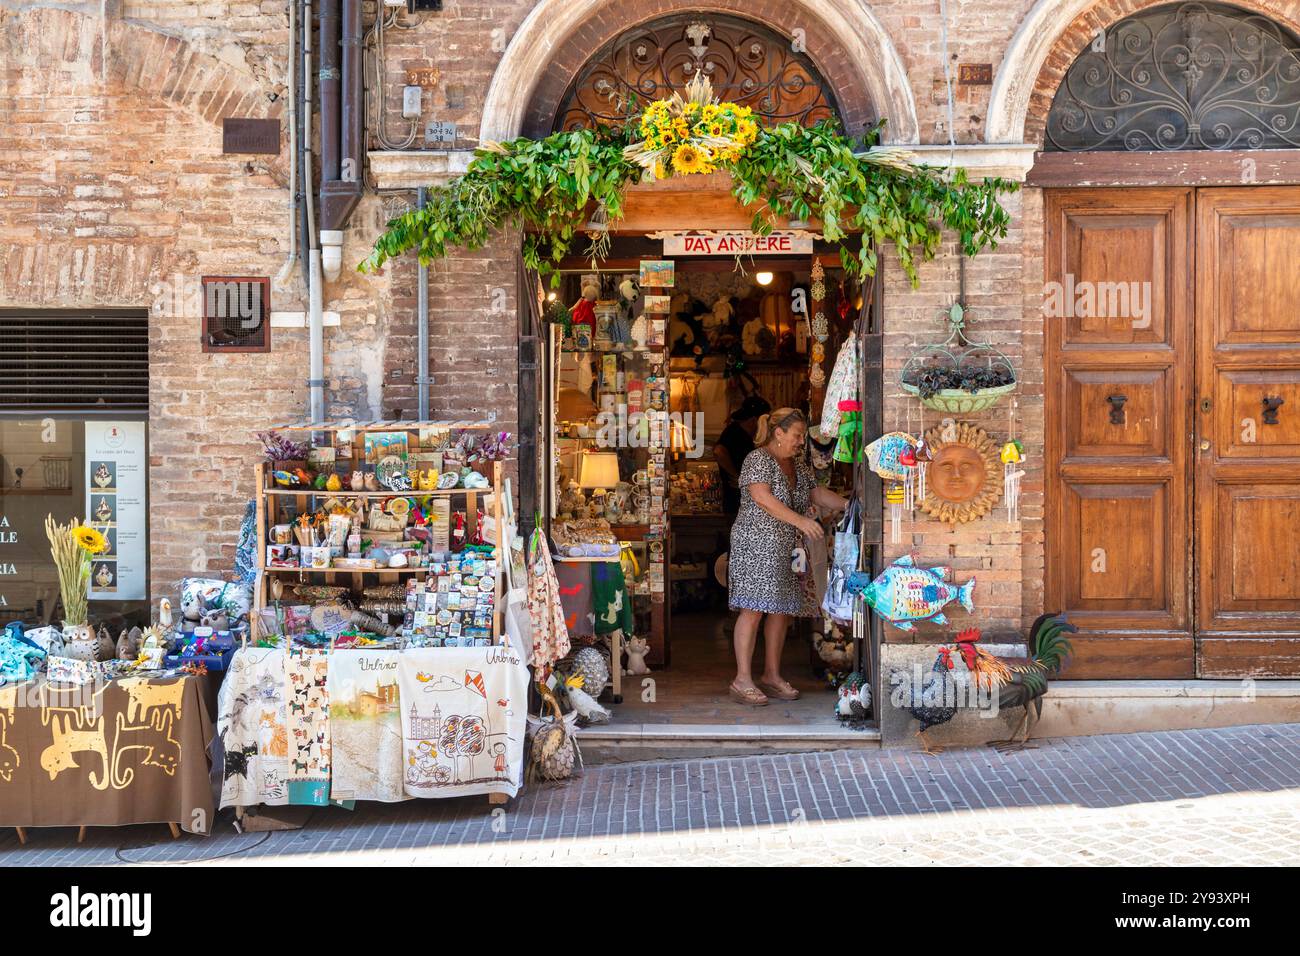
[554,14,842,132]
[1045,2,1300,151]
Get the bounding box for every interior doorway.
[545,254,872,726]
[1045,186,1300,678]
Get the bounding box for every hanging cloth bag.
[821,497,861,626]
[817,336,859,441]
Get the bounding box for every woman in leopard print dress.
[727,408,847,707]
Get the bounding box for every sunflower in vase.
[624,72,760,180]
[44,515,109,651]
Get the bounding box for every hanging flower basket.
[900,304,1017,413]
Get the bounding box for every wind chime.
[1000,397,1025,522]
[808,260,829,389]
[865,430,919,543]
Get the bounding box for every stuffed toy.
[610,278,637,348]
[570,276,599,332]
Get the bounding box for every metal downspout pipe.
[417,187,429,420]
[303,0,325,422]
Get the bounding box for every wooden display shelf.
[252,423,506,645]
[263,565,434,575]
[263,487,487,498]
[268,418,497,432]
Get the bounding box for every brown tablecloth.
[0,674,215,834]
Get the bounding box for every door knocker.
[1107,394,1127,426]
[1262,395,1284,426]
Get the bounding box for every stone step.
[579,721,881,764]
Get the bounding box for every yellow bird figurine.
[325,473,342,492]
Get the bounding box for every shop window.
[1046,2,1300,151]
[555,14,842,132]
[0,309,151,628]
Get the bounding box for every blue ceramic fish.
[847,555,975,631]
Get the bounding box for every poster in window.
[85,422,147,601]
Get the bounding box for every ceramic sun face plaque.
[919,421,1002,524]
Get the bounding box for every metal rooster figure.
[905,613,1075,755]
[955,613,1076,752]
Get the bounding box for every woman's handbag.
[822,497,861,625]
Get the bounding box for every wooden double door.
[1046,187,1300,678]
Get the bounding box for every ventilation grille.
[0,310,149,411]
[202,276,270,352]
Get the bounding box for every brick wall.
[881,188,1039,642]
[4,0,1296,626]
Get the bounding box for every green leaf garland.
[360,119,1017,287]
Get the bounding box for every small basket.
[900,303,1017,413]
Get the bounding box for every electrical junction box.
[402,85,422,119]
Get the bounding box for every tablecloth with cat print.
[0,674,214,834]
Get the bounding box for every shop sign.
[86,421,147,602]
[660,230,814,256]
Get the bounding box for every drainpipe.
[318,0,340,184]
[303,0,325,421]
[296,0,310,288]
[320,0,363,279]
[274,0,299,288]
[417,186,430,420]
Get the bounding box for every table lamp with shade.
[577,450,621,518]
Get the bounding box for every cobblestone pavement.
[3,724,1299,866]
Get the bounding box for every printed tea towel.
[527,528,571,674]
[285,647,331,806]
[218,646,289,808]
[327,649,407,803]
[397,645,529,800]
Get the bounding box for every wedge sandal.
[728,682,769,707]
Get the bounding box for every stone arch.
[1,6,280,127]
[480,0,919,144]
[986,0,1300,145]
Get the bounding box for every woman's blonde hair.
[754,407,805,447]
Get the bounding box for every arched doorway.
[517,10,886,729]
[479,0,916,143]
[1037,2,1300,678]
